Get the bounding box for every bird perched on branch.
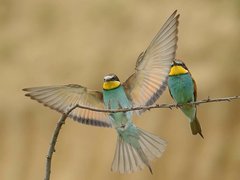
[23,11,179,173]
[168,59,203,138]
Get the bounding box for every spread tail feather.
[190,117,204,138]
[111,128,167,174]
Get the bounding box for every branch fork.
[44,95,240,180]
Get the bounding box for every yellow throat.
[169,65,188,76]
[103,81,121,90]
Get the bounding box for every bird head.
[169,59,189,76]
[103,73,121,90]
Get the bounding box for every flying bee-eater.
[168,59,203,138]
[23,11,179,173]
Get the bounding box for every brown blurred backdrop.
[0,0,240,180]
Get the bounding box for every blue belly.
[168,73,194,104]
[103,86,132,128]
[168,73,196,120]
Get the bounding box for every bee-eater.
[168,60,203,138]
[23,11,179,173]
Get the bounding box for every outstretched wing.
[123,11,179,111]
[23,84,112,127]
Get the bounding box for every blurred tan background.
[1,0,240,180]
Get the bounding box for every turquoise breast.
[168,73,194,104]
[103,86,132,128]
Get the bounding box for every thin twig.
[44,95,239,179]
[44,105,79,180]
[74,95,240,113]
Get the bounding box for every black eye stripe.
[171,62,183,66]
[171,61,189,71]
[104,74,120,82]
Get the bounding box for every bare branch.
[74,96,240,113]
[44,105,78,180]
[44,95,239,179]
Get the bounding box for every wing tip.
[22,87,31,92]
[25,93,31,97]
[172,9,180,17]
[172,9,177,16]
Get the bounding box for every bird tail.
[111,128,167,174]
[190,116,204,138]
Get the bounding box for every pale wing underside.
[23,84,111,127]
[123,11,179,112]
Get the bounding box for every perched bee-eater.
[23,11,179,173]
[168,60,203,138]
